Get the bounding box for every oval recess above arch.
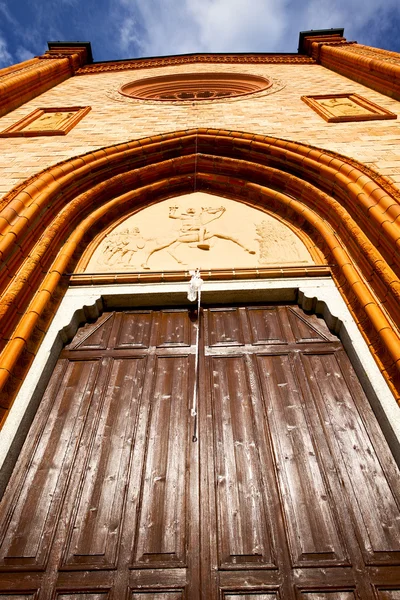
[0,128,399,419]
[119,72,272,102]
[79,192,318,273]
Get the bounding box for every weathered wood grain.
[133,355,190,567]
[303,352,400,563]
[256,353,347,566]
[0,360,101,569]
[300,593,356,600]
[62,357,147,568]
[0,305,399,598]
[210,354,275,568]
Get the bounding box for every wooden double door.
[0,305,400,599]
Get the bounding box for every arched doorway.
[0,129,400,597]
[0,129,399,419]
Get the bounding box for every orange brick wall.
[0,61,400,198]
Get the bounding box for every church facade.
[0,29,399,598]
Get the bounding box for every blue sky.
[1,0,400,68]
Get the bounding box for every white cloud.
[112,0,400,58]
[305,0,398,30]
[186,0,288,52]
[296,0,400,52]
[0,36,12,68]
[0,2,18,27]
[118,14,145,54]
[114,0,290,56]
[1,0,399,67]
[16,46,35,62]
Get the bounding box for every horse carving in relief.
[140,205,255,269]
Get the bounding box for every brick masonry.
[1,62,400,198]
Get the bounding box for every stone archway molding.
[0,128,399,421]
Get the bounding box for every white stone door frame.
[1,276,399,493]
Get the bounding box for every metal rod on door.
[187,268,203,442]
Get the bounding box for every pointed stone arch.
[0,128,399,420]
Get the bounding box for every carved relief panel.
[83,193,315,273]
[0,106,91,137]
[301,93,397,123]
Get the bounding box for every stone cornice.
[76,53,315,75]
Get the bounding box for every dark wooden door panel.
[255,353,347,567]
[132,355,192,568]
[223,595,278,600]
[61,357,147,569]
[0,592,37,600]
[246,307,287,345]
[114,312,153,349]
[128,566,187,590]
[286,306,336,343]
[0,595,38,600]
[377,591,400,599]
[0,359,103,570]
[68,314,115,351]
[206,307,244,347]
[0,305,399,599]
[130,593,183,599]
[55,595,109,600]
[301,353,400,564]
[156,310,193,347]
[299,593,357,600]
[210,355,276,569]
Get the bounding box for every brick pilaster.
[299,30,400,102]
[318,43,400,101]
[0,43,91,117]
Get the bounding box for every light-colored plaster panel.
[83,193,314,272]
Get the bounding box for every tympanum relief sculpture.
[85,193,314,272]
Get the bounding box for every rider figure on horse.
[168,205,226,250]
